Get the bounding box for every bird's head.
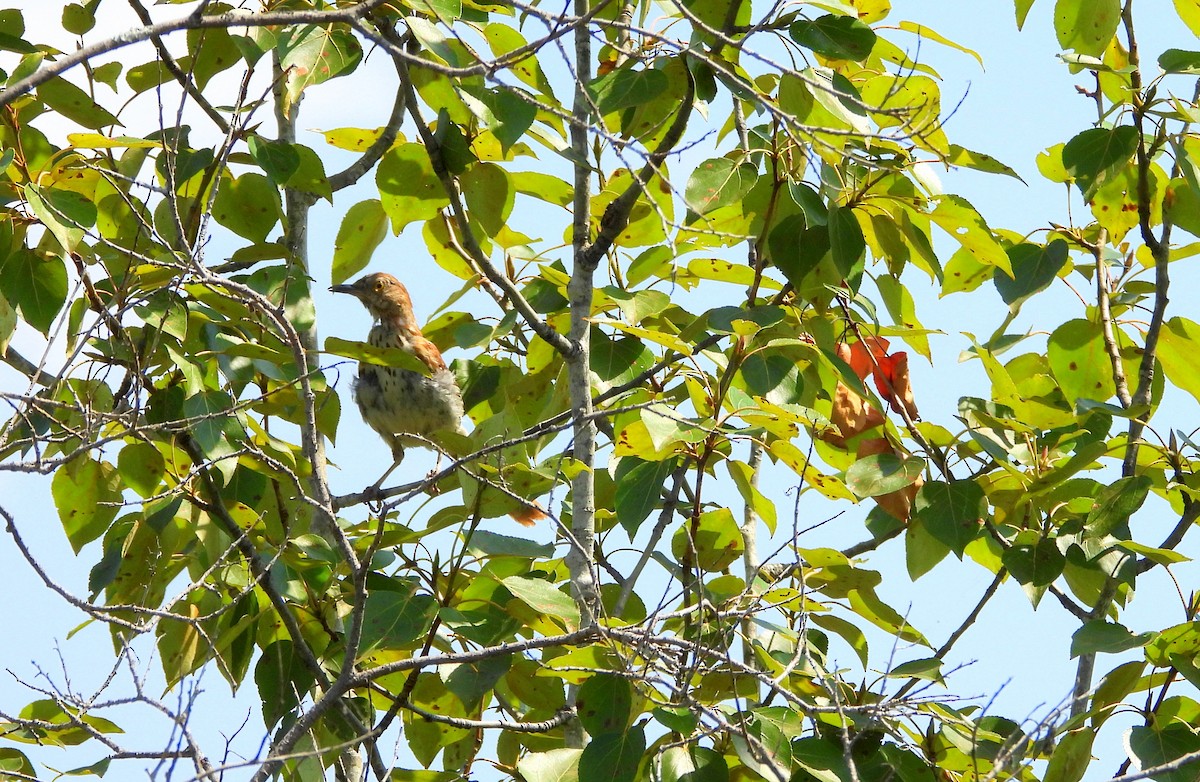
[330,272,415,323]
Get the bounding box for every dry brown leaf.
[823,382,886,448]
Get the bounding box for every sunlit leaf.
[276,24,362,114]
[1054,0,1120,57]
[331,199,388,285]
[685,158,759,215]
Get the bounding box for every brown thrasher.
[330,272,540,525]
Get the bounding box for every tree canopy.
[2,0,1200,780]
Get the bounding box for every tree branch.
[0,0,389,108]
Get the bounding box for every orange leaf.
[871,351,919,419]
[845,336,890,381]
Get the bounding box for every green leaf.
[591,331,652,386]
[183,390,236,458]
[480,86,536,154]
[905,516,951,579]
[413,0,461,20]
[1092,661,1146,728]
[62,3,95,35]
[588,67,669,115]
[1070,621,1154,658]
[1116,540,1190,565]
[282,143,331,201]
[993,239,1068,314]
[739,352,804,405]
[1054,0,1120,57]
[0,291,15,354]
[1085,475,1151,537]
[0,249,68,334]
[512,170,573,208]
[466,530,554,559]
[461,162,513,238]
[212,173,281,242]
[808,613,868,667]
[660,746,729,782]
[670,507,745,571]
[247,135,300,184]
[1062,126,1138,197]
[1002,537,1066,587]
[254,640,315,728]
[1159,48,1200,73]
[444,654,511,709]
[0,748,34,777]
[185,24,240,90]
[331,199,388,285]
[25,184,96,252]
[13,699,123,747]
[1043,728,1095,782]
[1127,723,1200,782]
[876,275,931,359]
[579,726,646,782]
[377,143,449,234]
[38,77,120,129]
[769,217,829,287]
[1176,0,1200,36]
[518,749,583,782]
[827,201,865,285]
[727,459,777,534]
[577,674,631,735]
[681,0,750,30]
[789,14,877,61]
[359,581,438,654]
[845,453,925,499]
[897,21,983,66]
[929,195,1011,276]
[1147,622,1200,666]
[276,25,362,114]
[913,480,985,556]
[501,576,581,630]
[685,158,759,215]
[946,144,1024,180]
[887,657,944,681]
[1046,318,1115,403]
[52,457,122,554]
[848,588,928,645]
[614,457,674,536]
[483,23,553,95]
[1158,317,1200,405]
[404,673,469,766]
[324,335,432,376]
[117,442,165,499]
[1015,0,1037,28]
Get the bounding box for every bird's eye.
[374,280,384,291]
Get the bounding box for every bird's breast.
[353,326,465,441]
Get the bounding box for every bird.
[330,272,541,526]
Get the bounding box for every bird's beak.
[329,283,357,295]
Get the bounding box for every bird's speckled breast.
[352,323,466,451]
